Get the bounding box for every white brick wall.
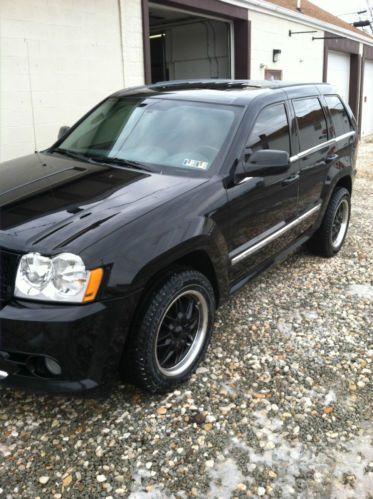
[249,11,324,82]
[120,0,144,87]
[0,0,144,162]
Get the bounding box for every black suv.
[0,80,357,395]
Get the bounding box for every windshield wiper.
[91,156,153,172]
[48,148,153,172]
[48,148,94,163]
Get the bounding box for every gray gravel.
[1,140,372,499]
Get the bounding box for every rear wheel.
[307,187,351,257]
[124,270,215,393]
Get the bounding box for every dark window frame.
[292,96,329,153]
[324,94,354,137]
[246,101,292,156]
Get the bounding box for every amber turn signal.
[83,268,104,303]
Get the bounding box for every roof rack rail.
[149,79,327,90]
[151,79,261,87]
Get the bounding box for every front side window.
[325,95,353,137]
[293,97,328,151]
[247,103,291,154]
[58,97,242,174]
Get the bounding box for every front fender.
[80,178,230,302]
[103,214,230,302]
[132,229,230,303]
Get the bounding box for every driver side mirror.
[58,126,70,140]
[235,149,290,181]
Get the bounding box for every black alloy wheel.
[331,198,349,249]
[307,187,351,257]
[124,270,215,393]
[155,289,208,376]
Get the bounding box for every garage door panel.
[163,20,231,80]
[170,24,210,59]
[327,50,350,103]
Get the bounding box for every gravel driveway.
[0,140,372,499]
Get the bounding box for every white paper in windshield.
[183,159,209,169]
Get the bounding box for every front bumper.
[0,293,140,395]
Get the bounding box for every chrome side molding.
[231,203,322,265]
[336,130,356,142]
[290,131,355,163]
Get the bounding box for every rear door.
[323,94,356,170]
[291,97,334,226]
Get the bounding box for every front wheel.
[124,270,215,393]
[307,187,351,257]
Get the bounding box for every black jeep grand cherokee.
[0,80,357,394]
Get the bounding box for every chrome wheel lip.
[331,198,349,249]
[155,289,209,377]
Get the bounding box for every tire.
[124,270,215,393]
[307,187,351,257]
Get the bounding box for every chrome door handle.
[282,174,299,186]
[326,154,339,163]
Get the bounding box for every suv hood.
[0,153,207,254]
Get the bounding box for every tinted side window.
[247,103,291,154]
[293,98,328,151]
[325,95,353,136]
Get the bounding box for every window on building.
[325,95,353,136]
[293,98,328,151]
[247,103,291,154]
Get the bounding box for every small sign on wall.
[264,69,282,80]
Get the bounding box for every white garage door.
[164,20,231,80]
[361,60,373,137]
[327,50,350,103]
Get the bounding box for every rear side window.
[293,98,328,151]
[247,103,291,154]
[325,95,353,136]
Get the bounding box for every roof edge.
[226,0,373,45]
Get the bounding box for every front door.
[221,102,300,283]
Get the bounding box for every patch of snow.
[207,458,243,499]
[303,310,319,320]
[129,490,168,499]
[231,410,373,499]
[129,470,171,499]
[232,410,320,491]
[324,390,337,406]
[347,284,373,299]
[330,426,373,499]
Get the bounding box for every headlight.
[15,252,103,303]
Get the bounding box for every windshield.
[57,97,242,174]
